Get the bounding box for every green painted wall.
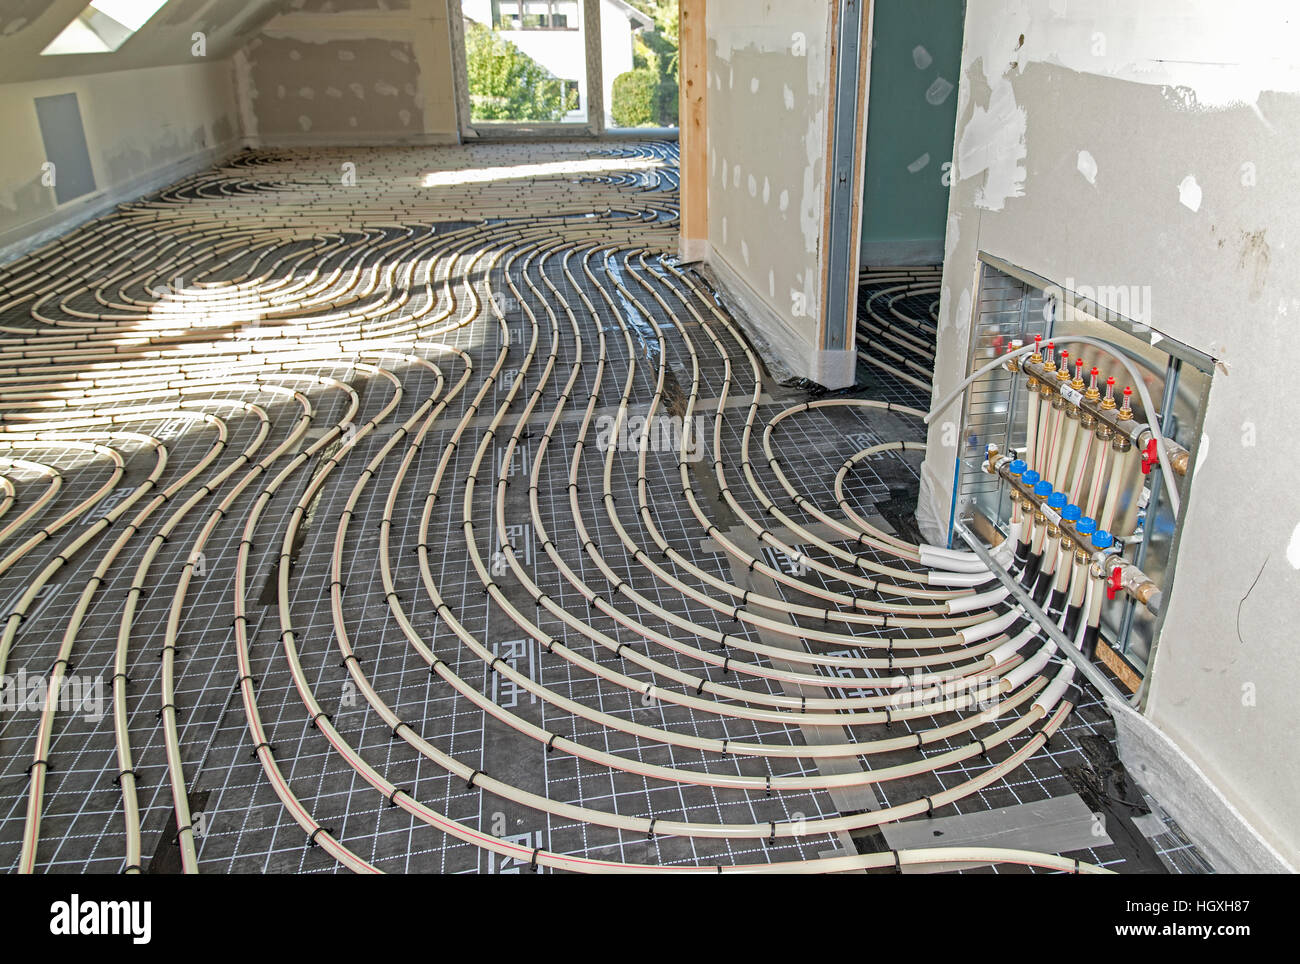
[859,0,964,265]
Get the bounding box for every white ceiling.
[0,0,291,84]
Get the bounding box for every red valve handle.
[1107,566,1123,601]
[1140,438,1159,474]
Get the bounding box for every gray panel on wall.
[35,93,97,206]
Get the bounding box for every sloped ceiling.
[0,0,291,84]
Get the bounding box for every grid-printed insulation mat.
[0,142,1208,874]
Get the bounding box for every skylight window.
[40,0,170,56]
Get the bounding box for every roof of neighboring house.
[604,0,654,31]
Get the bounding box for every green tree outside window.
[465,19,580,122]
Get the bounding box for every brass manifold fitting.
[1016,355,1188,475]
[994,458,1161,615]
[1114,561,1164,615]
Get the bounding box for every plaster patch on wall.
[1236,229,1270,301]
[799,164,818,254]
[1193,431,1210,478]
[925,76,955,105]
[966,0,1300,111]
[799,107,824,254]
[955,75,1027,211]
[234,49,259,139]
[913,45,933,70]
[1076,149,1098,184]
[951,286,971,334]
[783,85,794,109]
[1286,522,1300,570]
[908,152,931,174]
[1178,174,1203,212]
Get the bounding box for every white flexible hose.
[1025,385,1040,473]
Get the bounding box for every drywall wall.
[921,0,1300,868]
[237,0,459,145]
[705,0,845,386]
[0,0,279,256]
[0,58,241,257]
[858,0,963,266]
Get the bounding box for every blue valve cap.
[1061,504,1082,522]
[1008,459,1027,475]
[1033,480,1053,498]
[1075,516,1097,535]
[1047,492,1067,510]
[1022,469,1040,486]
[1091,529,1114,550]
